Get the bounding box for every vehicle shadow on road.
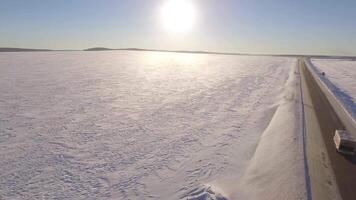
[343,154,356,165]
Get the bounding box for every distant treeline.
[0,48,52,52]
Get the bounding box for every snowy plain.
[311,59,356,120]
[0,51,306,199]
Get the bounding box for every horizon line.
[0,47,355,58]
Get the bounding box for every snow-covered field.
[311,59,356,120]
[0,51,305,199]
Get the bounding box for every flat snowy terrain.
[0,51,306,199]
[311,59,356,119]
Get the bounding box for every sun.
[160,0,197,34]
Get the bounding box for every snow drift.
[187,60,307,200]
[310,58,356,133]
[230,61,307,200]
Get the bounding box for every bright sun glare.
[161,0,197,34]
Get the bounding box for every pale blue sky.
[1,0,356,55]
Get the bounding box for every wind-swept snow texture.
[0,51,304,200]
[311,59,356,120]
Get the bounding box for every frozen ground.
[311,59,356,120]
[0,51,305,199]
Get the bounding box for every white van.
[334,130,356,155]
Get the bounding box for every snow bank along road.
[310,58,356,137]
[301,59,356,200]
[311,58,356,120]
[0,51,305,199]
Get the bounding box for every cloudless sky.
[1,0,356,55]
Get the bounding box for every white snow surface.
[311,58,356,119]
[0,51,305,199]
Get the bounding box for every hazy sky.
[1,0,356,55]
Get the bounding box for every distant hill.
[0,47,53,52]
[83,47,247,55]
[84,47,115,51]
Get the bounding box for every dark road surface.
[301,59,356,200]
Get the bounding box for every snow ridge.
[184,60,307,200]
[184,185,227,200]
[227,60,307,200]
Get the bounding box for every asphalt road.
[301,59,356,200]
